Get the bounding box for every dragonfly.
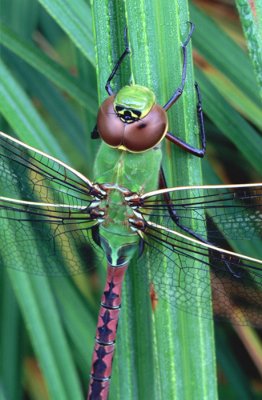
[0,25,262,400]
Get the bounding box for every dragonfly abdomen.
[88,263,128,400]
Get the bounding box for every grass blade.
[0,22,97,113]
[91,1,217,399]
[37,0,94,64]
[235,0,262,98]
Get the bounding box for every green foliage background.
[0,0,261,399]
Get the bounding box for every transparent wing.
[0,131,94,203]
[0,131,101,275]
[138,184,262,243]
[133,184,262,326]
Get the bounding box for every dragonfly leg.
[163,22,194,111]
[92,28,130,138]
[91,124,100,139]
[219,254,243,279]
[165,83,206,157]
[159,168,245,279]
[105,27,131,95]
[137,236,145,257]
[159,167,210,243]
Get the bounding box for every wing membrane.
[137,216,262,326]
[0,131,94,205]
[134,184,262,326]
[0,209,99,275]
[138,184,262,244]
[0,131,101,275]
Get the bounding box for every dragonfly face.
[114,85,156,122]
[97,84,168,152]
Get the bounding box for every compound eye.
[123,104,168,152]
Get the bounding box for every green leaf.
[195,68,262,175]
[91,1,217,400]
[0,22,97,113]
[200,66,262,130]
[0,210,83,400]
[37,0,95,64]
[189,3,260,105]
[235,0,262,99]
[0,59,66,158]
[0,273,22,400]
[0,1,260,399]
[216,327,256,400]
[7,271,83,400]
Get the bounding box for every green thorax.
[94,142,162,193]
[114,84,155,120]
[93,143,162,266]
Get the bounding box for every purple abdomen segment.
[87,264,128,400]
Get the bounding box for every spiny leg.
[166,83,206,157]
[163,22,195,111]
[159,167,242,278]
[105,27,131,96]
[159,166,208,242]
[92,27,131,139]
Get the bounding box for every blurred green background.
[0,0,261,399]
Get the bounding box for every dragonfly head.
[96,85,168,152]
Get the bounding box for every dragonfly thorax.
[96,186,141,266]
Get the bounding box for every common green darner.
[0,25,261,400]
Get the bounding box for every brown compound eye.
[122,104,168,152]
[96,96,168,153]
[97,96,125,148]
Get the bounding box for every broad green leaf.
[189,3,260,105]
[235,0,262,99]
[0,1,260,399]
[0,22,97,113]
[6,270,83,400]
[0,273,22,400]
[0,59,65,158]
[91,1,217,400]
[200,66,262,130]
[37,0,94,64]
[216,327,256,400]
[0,210,83,400]
[195,68,262,175]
